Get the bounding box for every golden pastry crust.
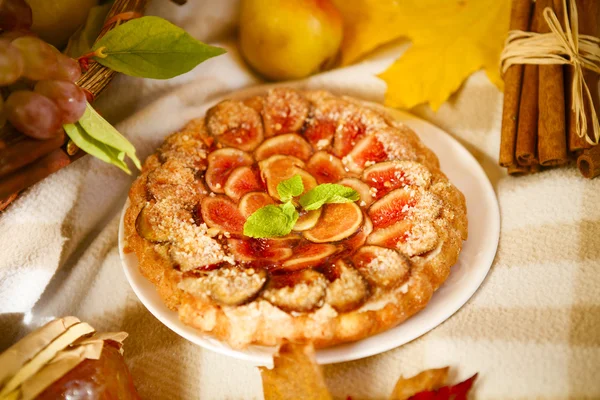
[124,88,468,348]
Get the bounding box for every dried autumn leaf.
[390,367,449,400]
[408,373,478,400]
[260,342,332,400]
[334,0,511,110]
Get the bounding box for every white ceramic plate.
[118,100,500,366]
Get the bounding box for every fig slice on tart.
[262,88,310,137]
[259,155,316,200]
[180,266,268,306]
[278,242,338,271]
[306,151,346,184]
[352,245,410,289]
[205,148,253,193]
[342,134,388,174]
[205,99,264,151]
[254,133,313,161]
[324,260,370,312]
[224,165,264,201]
[363,160,432,199]
[292,208,322,231]
[304,202,363,243]
[228,237,294,262]
[262,269,328,312]
[337,177,373,207]
[238,192,275,218]
[200,195,246,234]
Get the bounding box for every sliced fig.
[238,192,274,218]
[368,188,417,229]
[325,260,370,312]
[368,221,439,257]
[303,119,336,150]
[352,245,410,288]
[366,220,411,248]
[340,214,372,252]
[259,155,315,200]
[368,189,442,230]
[180,267,267,306]
[146,160,198,204]
[206,100,264,151]
[228,238,293,263]
[342,135,388,174]
[135,203,187,242]
[293,208,322,231]
[262,88,310,136]
[306,151,346,184]
[205,148,253,193]
[262,269,328,312]
[254,133,313,161]
[304,202,363,243]
[337,178,373,207]
[168,226,228,272]
[363,160,432,199]
[333,117,367,157]
[200,195,246,234]
[278,243,338,271]
[224,166,264,201]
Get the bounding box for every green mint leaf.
[65,3,112,58]
[277,174,304,202]
[76,103,141,171]
[281,201,299,228]
[63,122,131,174]
[92,16,226,79]
[299,184,360,211]
[243,205,296,238]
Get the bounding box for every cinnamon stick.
[568,0,599,153]
[515,1,543,166]
[537,0,568,166]
[507,164,531,176]
[0,149,70,199]
[499,0,534,167]
[578,145,600,178]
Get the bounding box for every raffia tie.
[500,0,600,145]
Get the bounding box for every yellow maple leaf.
[334,0,510,110]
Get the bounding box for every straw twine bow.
[500,0,600,145]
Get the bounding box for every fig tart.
[123,88,467,348]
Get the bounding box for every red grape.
[35,80,87,123]
[5,90,63,140]
[11,36,61,81]
[0,0,32,31]
[57,54,82,82]
[0,39,24,85]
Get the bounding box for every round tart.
[123,88,468,348]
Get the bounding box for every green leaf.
[281,201,299,227]
[243,205,296,238]
[77,103,141,170]
[64,2,113,58]
[277,175,304,202]
[63,122,131,174]
[91,16,226,79]
[299,184,360,211]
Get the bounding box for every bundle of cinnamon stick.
[499,0,600,178]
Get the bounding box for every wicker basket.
[0,0,147,210]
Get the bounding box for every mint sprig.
[299,183,360,211]
[243,175,359,238]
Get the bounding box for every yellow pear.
[239,0,343,81]
[26,0,98,49]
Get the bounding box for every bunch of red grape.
[1,0,86,140]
